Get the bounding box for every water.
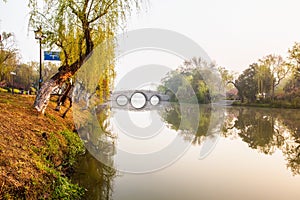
[72,103,300,200]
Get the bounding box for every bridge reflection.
[109,100,171,111]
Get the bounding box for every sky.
[1,0,300,72]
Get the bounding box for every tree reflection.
[276,110,300,175]
[224,107,300,175]
[73,103,116,199]
[232,108,280,154]
[161,103,300,175]
[72,152,116,200]
[160,103,224,145]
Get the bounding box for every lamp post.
[34,27,45,90]
[10,71,16,94]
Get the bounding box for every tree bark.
[33,59,83,114]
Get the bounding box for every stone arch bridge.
[110,90,170,102]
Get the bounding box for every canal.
[72,103,300,200]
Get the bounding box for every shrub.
[52,175,85,200]
[60,130,85,166]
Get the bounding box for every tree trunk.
[33,60,82,114]
[55,82,72,111]
[227,81,243,102]
[34,23,93,114]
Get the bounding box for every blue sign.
[44,51,61,61]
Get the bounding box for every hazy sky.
[1,0,300,72]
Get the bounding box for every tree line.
[159,42,300,107]
[228,43,300,105]
[3,0,300,110]
[0,31,59,92]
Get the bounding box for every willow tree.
[29,0,142,113]
[259,54,291,100]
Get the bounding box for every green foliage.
[42,130,85,166]
[159,57,223,104]
[46,133,61,157]
[288,42,300,68]
[231,51,295,104]
[35,158,85,200]
[235,64,258,103]
[258,54,290,100]
[254,63,272,97]
[36,130,85,198]
[52,175,85,200]
[60,130,85,166]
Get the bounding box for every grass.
[0,92,85,199]
[232,99,300,109]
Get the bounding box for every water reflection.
[72,152,116,200]
[159,104,300,175]
[223,107,300,175]
[73,102,300,199]
[159,103,224,146]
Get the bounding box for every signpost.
[44,51,61,61]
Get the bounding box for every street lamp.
[34,27,45,90]
[10,71,16,94]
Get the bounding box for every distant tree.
[159,57,223,104]
[184,57,223,100]
[234,64,258,103]
[285,43,300,96]
[254,64,272,99]
[14,63,38,90]
[288,42,300,71]
[43,62,59,82]
[218,66,236,91]
[160,68,196,102]
[0,32,18,83]
[259,54,291,100]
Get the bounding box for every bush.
[52,175,85,200]
[60,130,85,166]
[39,130,85,199]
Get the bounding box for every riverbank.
[232,99,300,109]
[0,92,85,199]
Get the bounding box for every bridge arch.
[149,94,160,105]
[111,90,169,108]
[116,94,129,106]
[130,91,147,109]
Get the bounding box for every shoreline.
[231,100,300,109]
[0,92,85,199]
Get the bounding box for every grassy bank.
[0,92,85,199]
[232,99,300,109]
